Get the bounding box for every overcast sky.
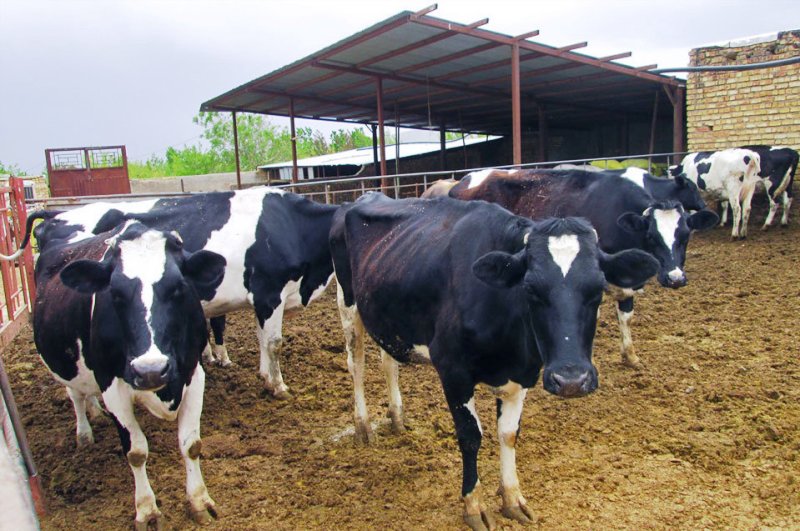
[1,0,798,174]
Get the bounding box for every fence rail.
[28,151,687,210]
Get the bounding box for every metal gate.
[46,145,131,197]
[0,177,35,349]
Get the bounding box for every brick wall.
[687,30,800,151]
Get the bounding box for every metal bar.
[515,29,540,40]
[0,352,45,516]
[371,124,379,175]
[414,3,438,16]
[557,42,588,52]
[395,104,400,177]
[232,112,242,190]
[649,91,660,155]
[673,86,686,164]
[511,43,522,166]
[440,116,447,170]
[377,78,388,184]
[289,99,298,183]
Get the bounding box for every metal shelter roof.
[201,6,685,135]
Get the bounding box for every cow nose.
[549,368,596,398]
[661,268,687,288]
[130,356,170,390]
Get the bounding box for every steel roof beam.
[409,13,681,86]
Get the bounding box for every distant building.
[258,136,502,182]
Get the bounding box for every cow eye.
[169,283,185,299]
[110,289,125,304]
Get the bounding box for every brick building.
[686,30,800,151]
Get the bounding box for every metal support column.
[290,98,298,183]
[371,124,379,175]
[232,112,242,190]
[439,116,446,171]
[673,86,686,163]
[537,105,547,162]
[510,42,522,166]
[376,77,388,190]
[648,91,660,155]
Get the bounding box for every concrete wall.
[687,30,800,151]
[129,170,267,194]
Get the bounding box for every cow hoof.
[761,225,770,231]
[76,432,94,448]
[272,389,292,400]
[780,223,789,228]
[188,500,218,525]
[464,511,496,531]
[501,503,536,525]
[218,359,233,368]
[133,512,163,531]
[387,408,406,434]
[622,356,643,370]
[353,422,374,446]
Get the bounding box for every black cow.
[741,145,798,229]
[33,221,226,529]
[5,188,338,398]
[449,169,718,368]
[331,193,658,529]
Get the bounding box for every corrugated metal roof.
[202,9,684,134]
[258,135,501,169]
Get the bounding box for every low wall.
[130,171,267,193]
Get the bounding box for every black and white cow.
[4,188,338,398]
[740,145,798,229]
[331,193,658,529]
[448,169,718,368]
[669,148,761,239]
[33,221,226,529]
[609,167,707,211]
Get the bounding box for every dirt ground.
[5,199,800,530]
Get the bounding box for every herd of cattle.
[2,144,797,530]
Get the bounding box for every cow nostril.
[160,364,169,377]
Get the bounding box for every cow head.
[60,222,226,392]
[617,201,718,289]
[671,174,707,211]
[472,217,659,399]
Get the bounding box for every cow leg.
[177,365,217,525]
[439,371,494,531]
[780,191,792,227]
[336,282,372,444]
[65,386,94,447]
[728,193,743,240]
[615,297,641,368]
[103,380,161,531]
[255,299,290,399]
[739,184,756,239]
[761,182,779,230]
[718,200,729,226]
[209,316,231,367]
[380,349,405,434]
[493,382,533,525]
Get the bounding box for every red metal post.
[232,112,242,189]
[10,178,35,304]
[377,77,388,188]
[511,42,522,166]
[672,86,686,163]
[290,99,299,183]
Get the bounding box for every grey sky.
[1,0,798,174]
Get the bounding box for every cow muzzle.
[544,365,597,398]
[130,354,170,391]
[659,268,687,289]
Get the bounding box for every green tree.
[0,161,26,176]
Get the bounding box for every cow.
[669,148,761,239]
[611,167,707,211]
[740,145,798,229]
[33,220,226,529]
[447,168,718,368]
[330,193,659,529]
[2,188,339,398]
[420,177,458,198]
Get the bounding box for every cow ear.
[599,249,659,288]
[183,250,226,296]
[472,251,526,288]
[687,209,719,231]
[617,212,648,233]
[60,259,112,294]
[674,174,688,188]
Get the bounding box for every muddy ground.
[5,199,800,530]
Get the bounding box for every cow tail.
[772,165,793,199]
[0,210,60,261]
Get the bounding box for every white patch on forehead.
[547,234,580,277]
[621,167,647,188]
[467,169,494,189]
[652,208,681,251]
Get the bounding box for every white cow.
[671,149,761,239]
